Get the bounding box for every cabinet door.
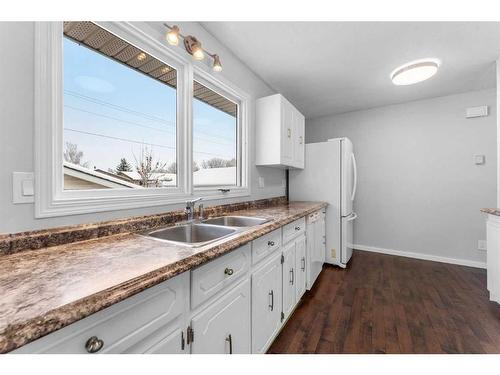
[293,109,305,169]
[140,324,186,354]
[190,280,251,354]
[282,241,296,320]
[251,253,283,353]
[281,99,294,164]
[295,235,307,301]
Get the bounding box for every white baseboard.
[354,244,486,269]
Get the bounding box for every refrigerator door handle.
[346,212,357,222]
[351,153,358,201]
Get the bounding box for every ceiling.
[201,22,500,118]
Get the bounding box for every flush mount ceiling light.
[390,58,441,86]
[163,23,222,72]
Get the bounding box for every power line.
[64,128,233,158]
[65,105,236,145]
[65,90,176,126]
[64,105,175,134]
[65,89,237,142]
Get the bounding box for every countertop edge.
[1,202,327,353]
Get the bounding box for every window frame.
[191,68,249,199]
[34,22,250,218]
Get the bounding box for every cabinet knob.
[268,240,275,246]
[224,267,234,276]
[295,226,301,231]
[85,336,104,353]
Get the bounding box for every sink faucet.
[185,197,203,221]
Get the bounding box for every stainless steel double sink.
[144,216,269,247]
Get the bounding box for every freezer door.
[341,138,357,217]
[341,212,357,264]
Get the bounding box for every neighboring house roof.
[117,171,175,182]
[193,167,236,186]
[63,162,141,189]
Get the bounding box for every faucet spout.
[185,197,203,221]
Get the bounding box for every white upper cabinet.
[256,94,305,169]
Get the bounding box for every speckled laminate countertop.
[481,208,500,216]
[0,201,326,353]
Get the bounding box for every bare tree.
[63,142,89,168]
[166,162,177,174]
[201,157,235,169]
[133,145,167,187]
[193,161,200,172]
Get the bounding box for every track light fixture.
[163,23,222,72]
[166,25,180,46]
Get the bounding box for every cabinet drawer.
[191,244,250,309]
[251,229,281,265]
[283,217,306,244]
[16,272,189,354]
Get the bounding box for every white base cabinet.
[16,213,325,354]
[251,252,283,353]
[15,272,190,354]
[190,279,251,354]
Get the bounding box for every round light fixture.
[391,58,441,86]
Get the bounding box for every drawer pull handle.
[268,240,275,246]
[295,226,301,231]
[226,334,233,354]
[290,268,294,285]
[301,257,306,271]
[269,290,274,311]
[85,336,104,353]
[224,268,234,276]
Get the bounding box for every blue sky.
[63,38,236,173]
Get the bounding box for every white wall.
[306,89,496,266]
[0,22,284,234]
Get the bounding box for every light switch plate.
[13,172,34,204]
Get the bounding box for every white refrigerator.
[290,138,357,267]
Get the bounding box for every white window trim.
[192,67,250,201]
[34,22,250,218]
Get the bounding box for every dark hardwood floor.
[267,250,500,354]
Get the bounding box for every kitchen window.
[193,79,240,188]
[34,21,249,218]
[62,22,178,190]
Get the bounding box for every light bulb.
[137,52,146,61]
[212,54,222,72]
[192,43,204,60]
[166,25,180,46]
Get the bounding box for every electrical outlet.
[331,248,337,259]
[478,240,487,251]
